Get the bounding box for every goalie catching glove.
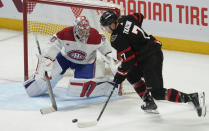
[35,41,60,79]
[35,54,55,78]
[100,53,121,75]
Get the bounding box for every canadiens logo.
[110,35,117,42]
[67,50,87,61]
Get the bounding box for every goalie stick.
[40,71,58,114]
[35,34,58,114]
[75,82,118,128]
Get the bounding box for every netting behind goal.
[22,0,134,95]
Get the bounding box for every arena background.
[0,0,209,54]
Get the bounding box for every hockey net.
[23,0,134,95]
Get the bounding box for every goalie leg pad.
[24,53,70,97]
[24,60,64,97]
[24,75,63,97]
[67,78,118,97]
[24,76,48,97]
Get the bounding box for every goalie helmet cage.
[22,0,134,95]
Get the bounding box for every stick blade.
[40,107,57,115]
[77,120,98,128]
[143,109,160,114]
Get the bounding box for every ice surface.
[0,29,209,131]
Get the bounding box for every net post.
[23,0,29,81]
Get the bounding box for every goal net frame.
[23,0,122,81]
[22,0,133,95]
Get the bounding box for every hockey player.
[24,16,117,97]
[100,10,206,117]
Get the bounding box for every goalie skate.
[189,92,206,117]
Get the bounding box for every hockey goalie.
[23,16,119,98]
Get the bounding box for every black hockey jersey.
[110,13,162,76]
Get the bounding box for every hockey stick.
[76,82,118,128]
[35,34,58,114]
[40,71,57,114]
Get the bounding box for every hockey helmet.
[73,16,90,43]
[100,10,118,26]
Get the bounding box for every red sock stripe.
[138,90,147,96]
[167,89,172,101]
[175,91,181,102]
[134,81,145,89]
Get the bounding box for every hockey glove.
[113,73,126,84]
[35,55,54,78]
[100,53,121,75]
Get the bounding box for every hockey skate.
[189,92,206,117]
[141,93,159,114]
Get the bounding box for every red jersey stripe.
[117,46,132,56]
[123,54,135,63]
[130,14,138,21]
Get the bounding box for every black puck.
[72,119,78,123]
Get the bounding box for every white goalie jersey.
[43,26,112,64]
[24,26,119,98]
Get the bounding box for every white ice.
[0,29,209,131]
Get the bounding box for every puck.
[72,119,78,123]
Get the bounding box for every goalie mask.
[73,16,90,43]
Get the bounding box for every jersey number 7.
[131,25,150,39]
